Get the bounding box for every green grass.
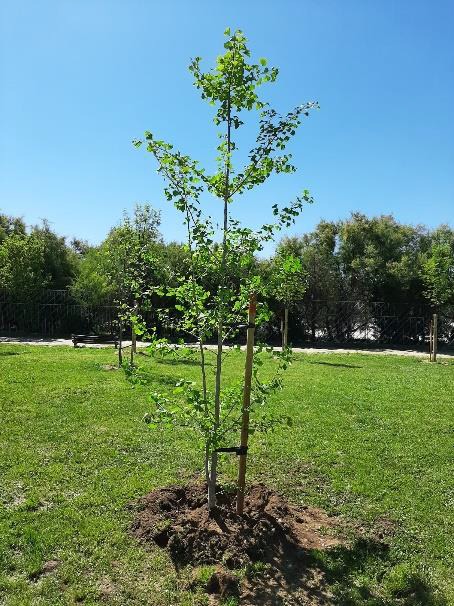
[0,345,453,605]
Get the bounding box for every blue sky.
[1,0,453,252]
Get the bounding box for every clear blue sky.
[1,0,453,251]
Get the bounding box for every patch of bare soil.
[132,483,342,605]
[100,364,118,371]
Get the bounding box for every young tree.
[269,253,307,349]
[276,228,341,341]
[103,204,162,365]
[135,29,318,508]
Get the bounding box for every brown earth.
[132,483,343,605]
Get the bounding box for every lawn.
[0,345,453,605]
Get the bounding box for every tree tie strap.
[215,446,248,456]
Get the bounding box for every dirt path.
[1,337,452,359]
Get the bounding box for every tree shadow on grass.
[134,483,446,606]
[308,360,362,369]
[241,538,446,606]
[0,351,21,356]
[136,371,181,388]
[122,364,183,389]
[307,538,447,606]
[152,356,212,367]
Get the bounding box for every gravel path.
[1,336,452,359]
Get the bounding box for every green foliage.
[0,234,48,297]
[274,213,453,308]
[31,220,78,290]
[0,218,78,298]
[0,213,26,244]
[337,213,424,301]
[69,247,115,306]
[142,346,293,451]
[103,204,162,312]
[268,253,307,309]
[421,226,454,307]
[70,204,167,314]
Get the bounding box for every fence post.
[432,313,438,363]
[118,320,123,367]
[236,293,257,515]
[130,301,138,364]
[283,307,289,349]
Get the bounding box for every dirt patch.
[30,559,60,581]
[132,483,342,605]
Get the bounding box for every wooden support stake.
[130,301,138,364]
[283,307,289,350]
[429,320,433,362]
[118,320,123,367]
[433,313,438,363]
[236,293,257,516]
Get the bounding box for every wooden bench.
[71,334,119,348]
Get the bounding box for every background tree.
[0,214,26,244]
[70,246,115,307]
[277,225,341,341]
[337,213,424,304]
[0,233,48,298]
[267,252,307,348]
[102,204,163,365]
[0,217,78,298]
[421,226,454,308]
[30,220,78,290]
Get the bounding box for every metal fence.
[1,290,453,349]
[0,290,117,337]
[262,299,454,350]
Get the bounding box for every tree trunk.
[207,74,232,510]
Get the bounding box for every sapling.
[269,253,307,349]
[134,29,318,508]
[103,204,161,366]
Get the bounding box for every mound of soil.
[132,483,342,605]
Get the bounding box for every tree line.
[1,209,453,313]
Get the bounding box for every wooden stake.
[429,320,433,362]
[236,293,257,515]
[131,301,138,364]
[118,320,123,367]
[433,313,438,363]
[283,307,289,349]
